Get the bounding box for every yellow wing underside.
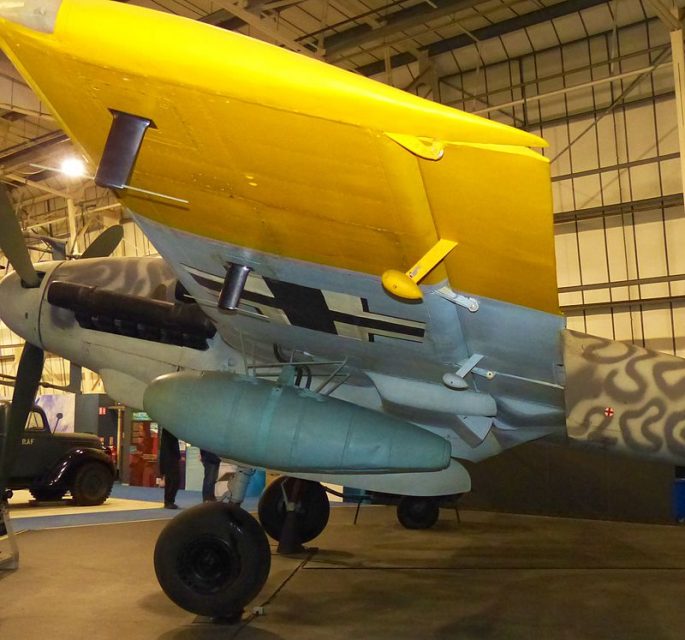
[0,0,559,314]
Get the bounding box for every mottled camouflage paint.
[47,256,177,330]
[564,329,685,464]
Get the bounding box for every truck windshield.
[25,411,45,431]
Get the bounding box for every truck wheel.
[30,486,66,502]
[71,462,113,505]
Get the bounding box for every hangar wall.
[459,439,675,524]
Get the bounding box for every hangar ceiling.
[1,0,685,391]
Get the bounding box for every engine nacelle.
[144,371,452,474]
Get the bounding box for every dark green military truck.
[1,401,114,505]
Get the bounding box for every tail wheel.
[154,502,271,618]
[70,462,113,506]
[258,476,330,543]
[396,496,440,530]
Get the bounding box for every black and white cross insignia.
[184,265,425,343]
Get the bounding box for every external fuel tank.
[144,371,452,473]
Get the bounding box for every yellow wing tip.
[529,132,548,148]
[505,127,548,149]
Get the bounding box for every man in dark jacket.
[159,429,181,509]
[200,449,221,502]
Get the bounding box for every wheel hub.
[408,502,431,518]
[82,474,102,497]
[177,534,241,594]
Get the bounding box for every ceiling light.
[60,157,86,178]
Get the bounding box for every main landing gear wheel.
[154,502,271,618]
[396,496,440,530]
[258,476,330,543]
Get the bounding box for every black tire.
[154,502,271,618]
[258,476,330,543]
[70,462,113,506]
[30,486,66,502]
[397,496,440,530]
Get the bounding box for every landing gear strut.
[258,476,330,544]
[1,491,19,569]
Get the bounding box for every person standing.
[200,449,221,502]
[159,428,181,509]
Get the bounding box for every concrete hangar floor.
[3,488,685,640]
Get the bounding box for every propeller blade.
[80,225,124,260]
[0,185,40,287]
[24,233,67,261]
[0,343,44,495]
[67,362,82,394]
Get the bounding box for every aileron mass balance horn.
[2,0,685,621]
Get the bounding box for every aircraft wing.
[0,0,558,314]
